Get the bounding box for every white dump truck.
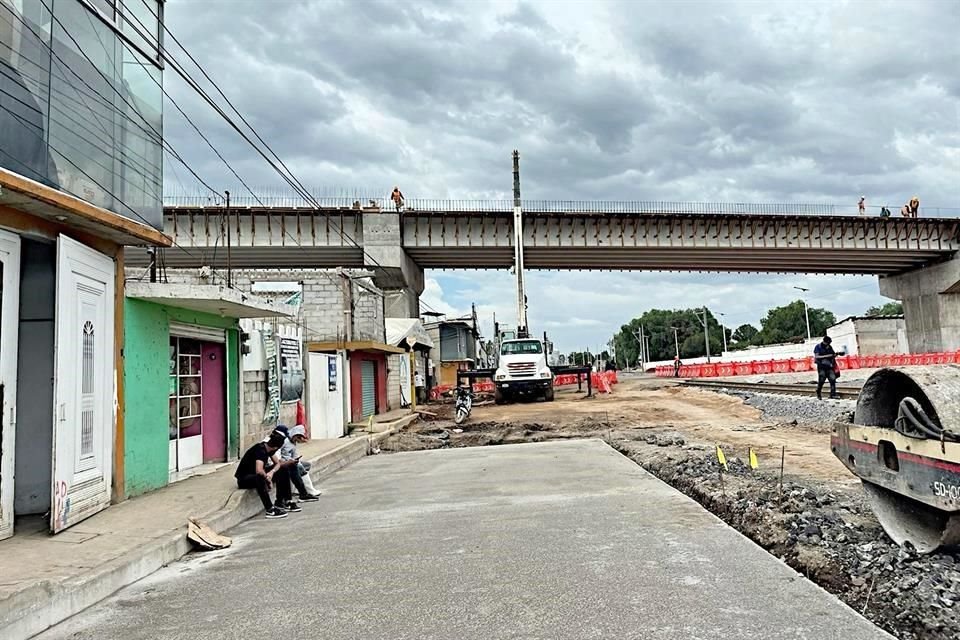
[494,338,555,404]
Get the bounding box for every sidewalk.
[0,421,409,640]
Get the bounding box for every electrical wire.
[2,6,222,202]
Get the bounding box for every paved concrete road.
[38,440,889,640]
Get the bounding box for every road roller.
[832,365,960,553]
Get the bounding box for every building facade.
[0,0,169,538]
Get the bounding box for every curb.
[1,427,407,640]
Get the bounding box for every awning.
[125,283,294,318]
[385,318,434,349]
[307,340,405,354]
[0,167,171,247]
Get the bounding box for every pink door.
[200,342,227,463]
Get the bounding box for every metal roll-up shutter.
[169,322,226,343]
[361,360,376,417]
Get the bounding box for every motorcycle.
[454,385,473,425]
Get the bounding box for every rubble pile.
[617,440,960,639]
[729,391,856,423]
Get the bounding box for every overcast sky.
[163,0,960,353]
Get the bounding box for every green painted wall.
[123,299,241,498]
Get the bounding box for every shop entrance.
[168,335,227,479]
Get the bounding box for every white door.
[0,230,21,541]
[307,353,345,439]
[51,235,115,533]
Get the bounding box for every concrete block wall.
[386,353,402,410]
[141,268,388,344]
[241,370,297,450]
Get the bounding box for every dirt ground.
[397,376,853,486]
[383,374,960,639]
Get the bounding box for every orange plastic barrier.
[701,363,718,377]
[734,362,754,376]
[754,360,773,374]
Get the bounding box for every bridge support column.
[362,211,425,318]
[880,254,960,353]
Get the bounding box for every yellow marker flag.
[716,445,728,471]
[749,447,759,470]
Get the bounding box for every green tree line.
[610,300,839,365]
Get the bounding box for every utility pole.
[224,190,232,288]
[670,326,680,360]
[512,150,528,338]
[718,312,728,353]
[637,324,645,370]
[794,286,812,340]
[699,308,711,363]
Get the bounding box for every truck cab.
[494,338,555,403]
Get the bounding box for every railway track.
[681,379,861,400]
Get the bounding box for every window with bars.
[169,337,202,441]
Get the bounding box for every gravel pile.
[729,390,857,423]
[616,441,960,639]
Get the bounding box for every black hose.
[894,397,960,442]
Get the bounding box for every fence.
[428,370,618,399]
[657,351,960,378]
[163,192,960,220]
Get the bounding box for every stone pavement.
[0,426,404,640]
[37,439,891,640]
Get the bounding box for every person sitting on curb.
[235,431,299,519]
[284,425,322,497]
[270,425,320,501]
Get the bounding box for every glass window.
[120,0,160,62]
[0,0,55,185]
[169,338,203,441]
[89,0,115,21]
[0,0,163,230]
[501,340,544,355]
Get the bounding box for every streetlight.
[670,326,680,360]
[698,308,711,363]
[717,312,729,353]
[793,286,812,341]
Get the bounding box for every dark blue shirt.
[814,343,836,369]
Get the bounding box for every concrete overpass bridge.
[141,199,960,275]
[134,198,960,352]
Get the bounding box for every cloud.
[160,0,959,351]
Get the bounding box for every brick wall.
[135,267,386,344]
[241,369,297,450]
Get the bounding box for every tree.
[755,300,836,344]
[611,308,725,363]
[865,301,903,316]
[731,323,759,345]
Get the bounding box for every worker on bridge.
[858,196,866,215]
[909,196,920,218]
[391,186,405,212]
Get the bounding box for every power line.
[2,5,222,203]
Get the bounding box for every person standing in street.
[414,369,426,404]
[673,356,682,378]
[814,336,839,400]
[391,186,405,212]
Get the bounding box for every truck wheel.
[495,389,505,405]
[544,387,555,402]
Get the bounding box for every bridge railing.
[162,194,960,218]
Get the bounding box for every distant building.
[827,315,908,356]
[423,316,480,387]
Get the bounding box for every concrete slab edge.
[0,435,380,640]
